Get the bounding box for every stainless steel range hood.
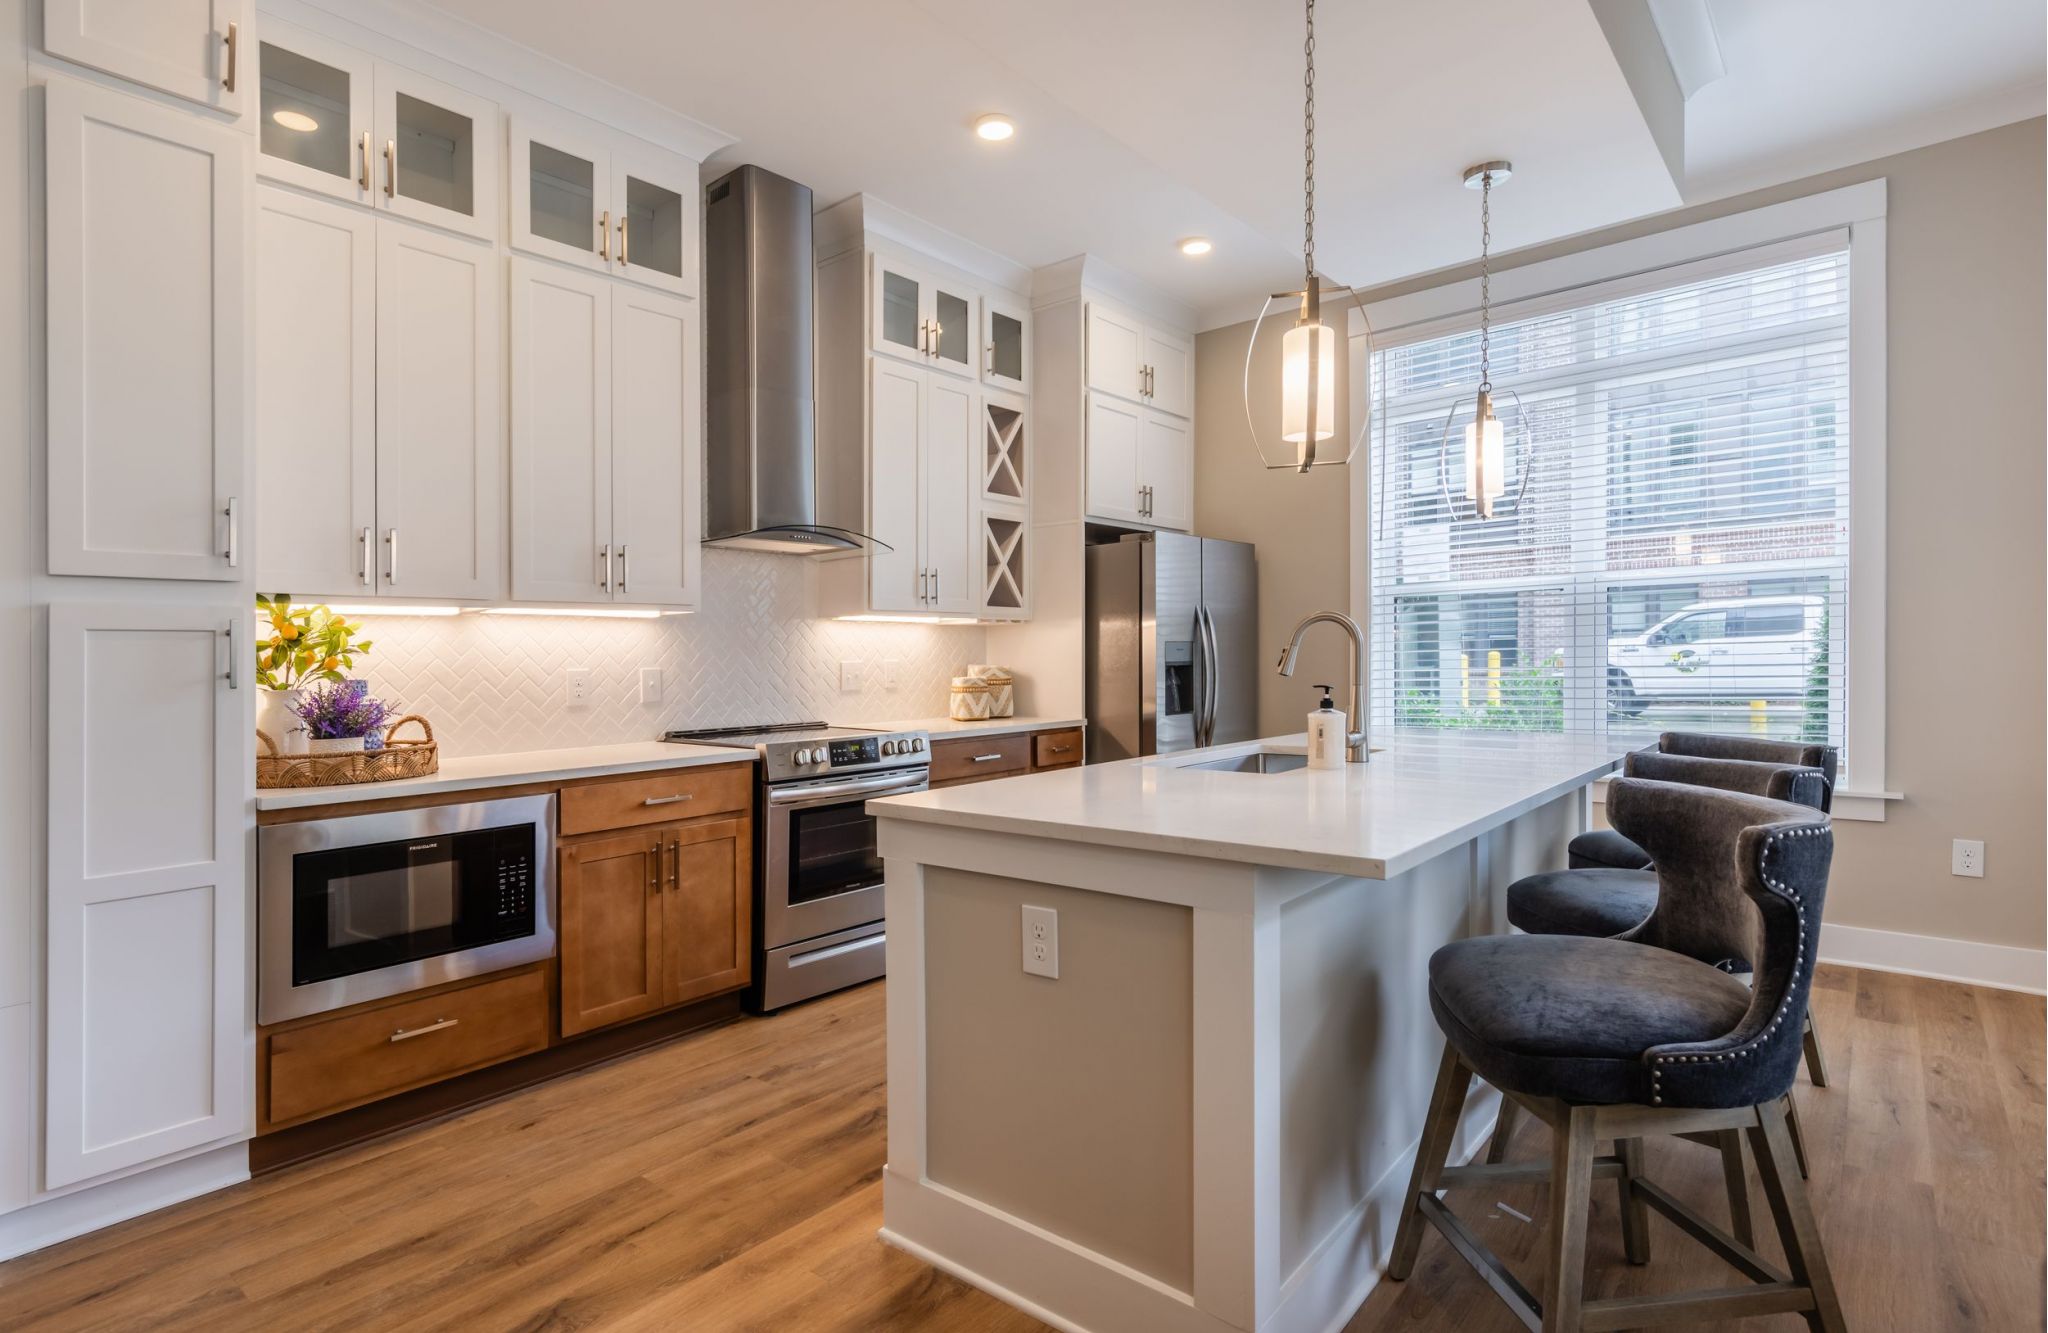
[703,164,865,554]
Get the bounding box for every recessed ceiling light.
[974,114,1015,142]
[271,109,320,134]
[1178,236,1214,257]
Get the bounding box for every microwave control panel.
[495,847,533,919]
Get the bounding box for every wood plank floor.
[0,965,2039,1331]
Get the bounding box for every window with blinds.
[1366,236,1851,755]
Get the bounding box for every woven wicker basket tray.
[256,714,440,789]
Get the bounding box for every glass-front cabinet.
[511,117,698,298]
[869,253,976,379]
[983,294,1029,392]
[256,23,497,242]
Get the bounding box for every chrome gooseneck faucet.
[1276,612,1369,763]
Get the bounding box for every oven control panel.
[828,737,878,767]
[767,731,929,782]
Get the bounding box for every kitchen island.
[869,730,1629,1333]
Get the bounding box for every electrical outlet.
[839,659,864,692]
[1952,838,1985,878]
[564,667,592,707]
[880,659,902,691]
[638,667,663,706]
[1021,904,1059,979]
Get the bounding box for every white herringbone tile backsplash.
[338,550,986,757]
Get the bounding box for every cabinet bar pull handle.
[930,320,941,357]
[224,620,239,690]
[389,1017,458,1043]
[1048,745,1073,754]
[617,544,627,596]
[359,132,371,190]
[970,753,1005,763]
[221,496,239,566]
[918,568,927,602]
[599,209,610,261]
[384,139,396,198]
[385,528,398,584]
[642,793,693,807]
[619,215,629,266]
[932,567,940,602]
[360,527,372,585]
[222,22,239,92]
[600,544,612,591]
[666,838,679,890]
[648,838,660,895]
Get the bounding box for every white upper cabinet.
[866,357,924,614]
[610,285,699,606]
[1087,300,1191,418]
[1139,411,1192,531]
[871,253,976,380]
[254,20,374,204]
[983,292,1030,393]
[45,602,249,1189]
[509,260,699,608]
[923,376,977,615]
[45,0,251,115]
[862,361,978,616]
[47,78,248,582]
[511,114,698,298]
[375,222,502,600]
[254,24,497,242]
[255,188,376,597]
[1085,392,1143,525]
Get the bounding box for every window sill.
[1589,775,1900,823]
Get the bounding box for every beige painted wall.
[1194,118,2047,953]
[922,867,1195,1289]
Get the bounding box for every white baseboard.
[1820,922,2046,995]
[0,1143,249,1262]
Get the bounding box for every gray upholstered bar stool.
[1510,744,1836,1106]
[1389,778,1845,1333]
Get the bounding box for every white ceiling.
[417,0,2043,328]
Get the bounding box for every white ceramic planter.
[257,686,309,755]
[306,735,367,756]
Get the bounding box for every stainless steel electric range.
[663,721,929,1011]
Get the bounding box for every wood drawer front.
[265,968,550,1128]
[931,732,1031,785]
[1033,728,1084,769]
[560,764,753,836]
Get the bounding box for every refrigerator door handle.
[1199,605,1222,747]
[1189,607,1209,748]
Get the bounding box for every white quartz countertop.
[869,730,1629,880]
[255,741,748,811]
[858,715,1084,739]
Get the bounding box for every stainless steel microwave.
[258,795,556,1024]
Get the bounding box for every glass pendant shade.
[1281,319,1337,447]
[1464,403,1505,505]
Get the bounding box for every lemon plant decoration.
[254,595,373,691]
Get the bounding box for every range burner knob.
[792,748,813,765]
[881,740,898,756]
[911,736,925,752]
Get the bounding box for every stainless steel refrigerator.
[1085,533,1259,762]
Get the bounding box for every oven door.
[761,767,927,950]
[259,795,556,1024]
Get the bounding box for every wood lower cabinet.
[559,806,752,1037]
[558,827,668,1037]
[929,726,1086,788]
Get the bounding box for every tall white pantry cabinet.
[17,0,724,1253]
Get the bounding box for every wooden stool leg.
[1389,1045,1472,1281]
[1714,1128,1755,1247]
[1782,1090,1812,1179]
[1802,1011,1831,1088]
[1486,1096,1520,1164]
[1616,1137,1650,1265]
[1542,1105,1597,1333]
[1750,1099,1847,1333]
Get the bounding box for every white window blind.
[1366,235,1851,755]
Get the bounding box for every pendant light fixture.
[1240,0,1372,474]
[1438,160,1531,520]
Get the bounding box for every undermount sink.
[1181,750,1310,775]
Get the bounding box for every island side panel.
[921,867,1196,1292]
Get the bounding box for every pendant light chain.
[1302,0,1316,295]
[1478,169,1492,393]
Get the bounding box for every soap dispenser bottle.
[1306,685,1345,770]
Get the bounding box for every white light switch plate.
[564,667,592,707]
[839,659,864,692]
[638,667,663,706]
[881,659,902,690]
[1952,838,1985,877]
[1021,904,1059,979]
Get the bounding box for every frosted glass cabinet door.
[871,253,927,365]
[44,0,251,114]
[982,294,1029,393]
[610,142,698,299]
[255,188,377,597]
[611,288,700,608]
[510,259,612,604]
[372,61,498,242]
[45,603,249,1189]
[254,20,374,203]
[46,78,248,582]
[509,113,609,271]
